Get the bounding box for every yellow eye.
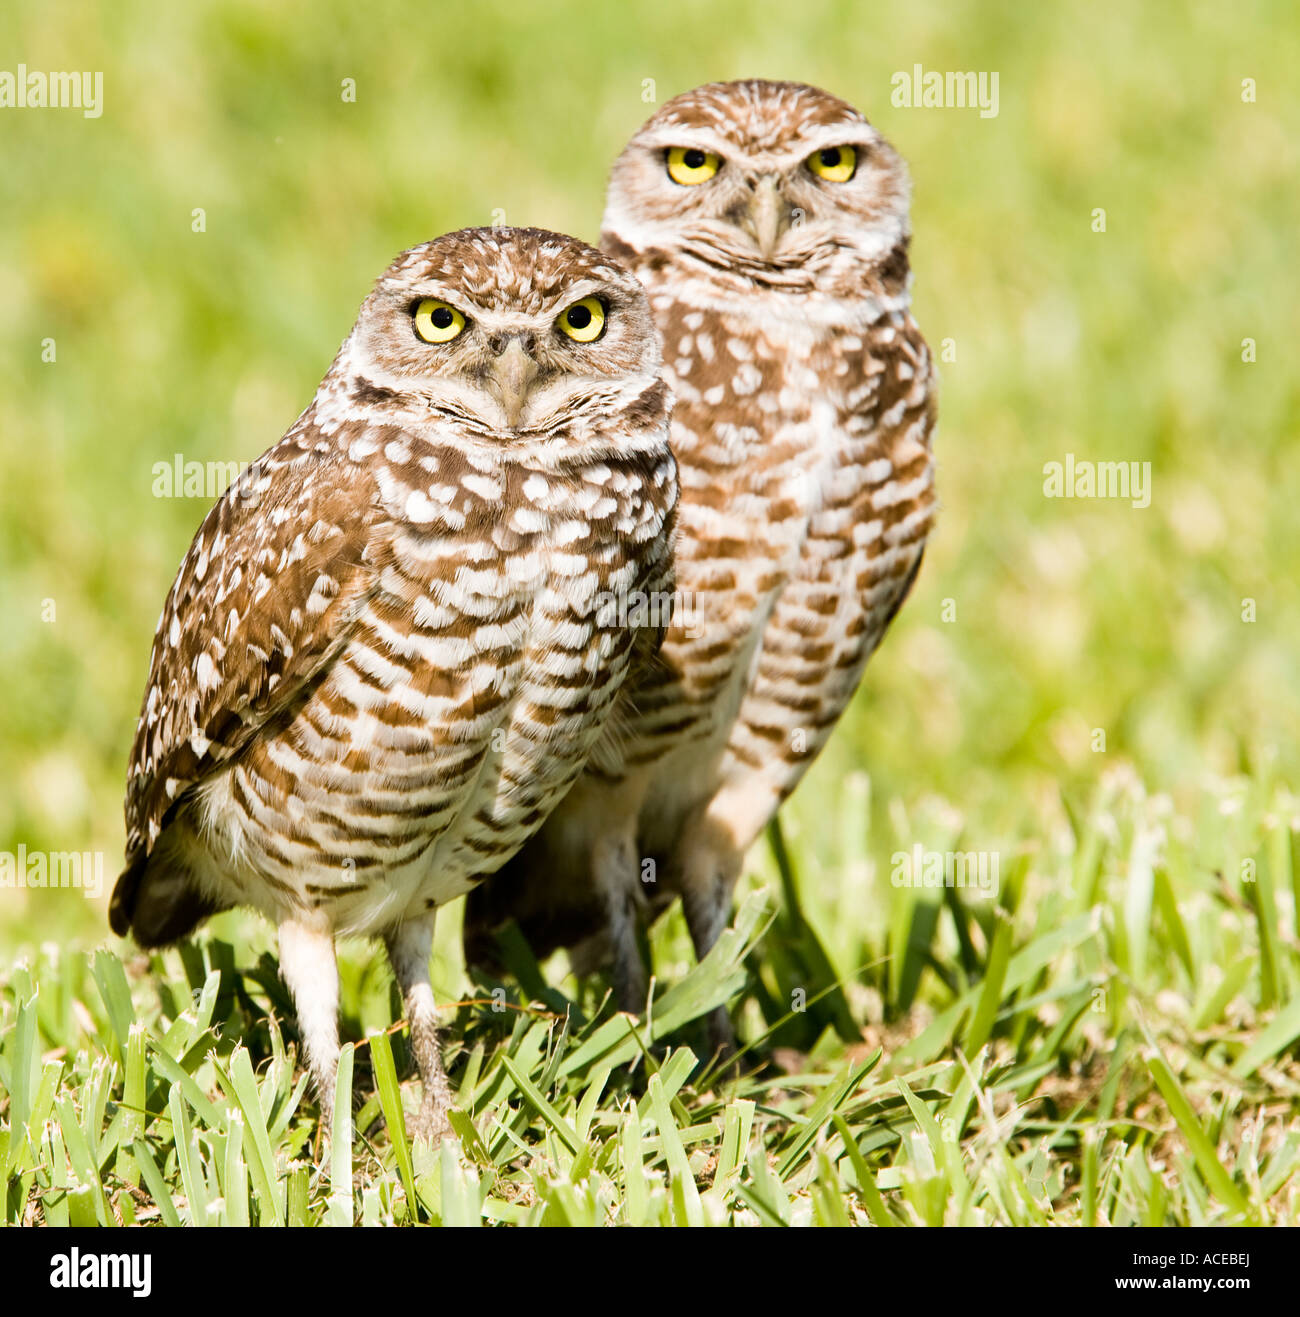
[666,146,721,186]
[558,296,606,343]
[413,298,466,343]
[807,145,857,182]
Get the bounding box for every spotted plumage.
[111,227,677,1136]
[465,82,937,1056]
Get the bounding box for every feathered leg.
[278,919,341,1129]
[385,916,452,1143]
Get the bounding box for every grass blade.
[368,1029,419,1218]
[327,1042,355,1227]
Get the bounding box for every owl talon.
[409,1099,453,1146]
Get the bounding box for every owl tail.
[109,835,224,948]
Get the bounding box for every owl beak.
[490,338,540,429]
[746,176,792,261]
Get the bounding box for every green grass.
[5,772,1300,1225]
[2,0,1299,1225]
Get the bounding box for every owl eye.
[413,298,466,344]
[666,146,722,186]
[807,145,857,182]
[557,296,606,343]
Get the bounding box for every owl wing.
[111,414,387,935]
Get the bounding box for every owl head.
[330,227,664,440]
[603,80,912,298]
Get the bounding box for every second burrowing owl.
[110,227,677,1136]
[465,81,937,1055]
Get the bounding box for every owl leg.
[278,919,340,1129]
[385,916,453,1144]
[676,815,746,1064]
[592,829,648,1014]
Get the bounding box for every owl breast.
[626,288,936,842]
[190,441,669,936]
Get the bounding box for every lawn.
[1,0,1298,1226]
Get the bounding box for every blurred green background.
[0,0,1296,978]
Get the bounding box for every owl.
[110,227,678,1138]
[464,81,937,1058]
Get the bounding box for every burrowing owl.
[110,227,677,1136]
[465,82,937,1056]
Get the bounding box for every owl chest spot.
[679,382,843,597]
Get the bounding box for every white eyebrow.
[640,122,877,161]
[393,276,614,325]
[797,123,878,151]
[548,276,611,307]
[640,128,734,155]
